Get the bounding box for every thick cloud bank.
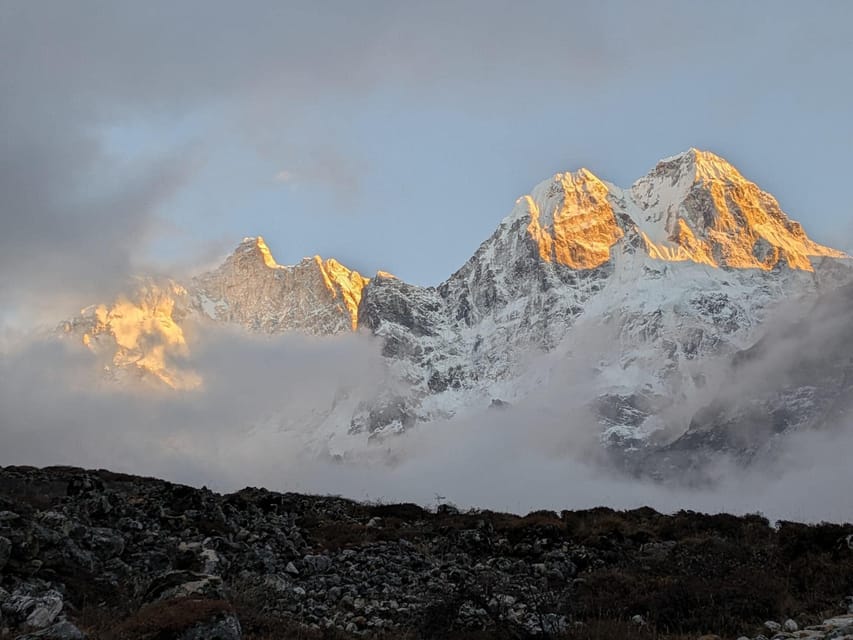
[1,317,851,525]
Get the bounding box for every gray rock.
[0,536,11,570]
[145,571,227,602]
[85,527,125,561]
[538,613,568,634]
[3,590,64,629]
[261,574,291,594]
[199,548,228,574]
[14,619,85,640]
[176,613,241,640]
[302,554,331,574]
[639,540,677,560]
[765,620,781,632]
[783,618,798,632]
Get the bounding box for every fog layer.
[1,316,851,525]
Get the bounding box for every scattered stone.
[199,547,226,574]
[14,619,85,640]
[0,537,11,571]
[301,554,331,574]
[176,613,241,640]
[784,618,799,632]
[144,571,227,602]
[2,590,64,629]
[765,620,782,632]
[0,465,851,639]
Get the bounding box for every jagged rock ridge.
[194,236,369,334]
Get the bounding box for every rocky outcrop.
[192,236,369,334]
[1,465,851,639]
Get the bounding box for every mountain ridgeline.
[60,149,853,477]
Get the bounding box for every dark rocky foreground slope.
[0,466,851,640]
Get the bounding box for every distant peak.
[237,236,279,268]
[550,167,605,187]
[312,256,370,330]
[630,149,845,271]
[654,148,747,185]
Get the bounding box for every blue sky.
[2,0,853,316]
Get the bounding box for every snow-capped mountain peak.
[626,148,845,271]
[655,147,749,185]
[59,149,853,466]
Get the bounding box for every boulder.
[144,571,227,603]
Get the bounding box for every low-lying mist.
[1,315,851,525]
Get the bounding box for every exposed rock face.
[628,149,846,270]
[0,465,851,639]
[192,236,369,333]
[524,168,624,269]
[58,149,853,469]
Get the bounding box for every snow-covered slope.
[353,149,849,442]
[60,149,853,465]
[639,279,853,478]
